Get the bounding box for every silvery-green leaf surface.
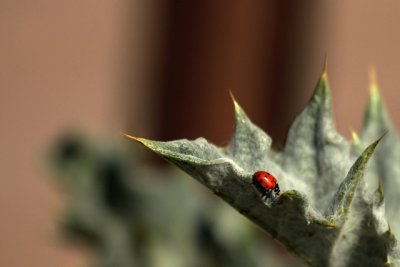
[129,72,399,266]
[330,182,399,267]
[280,73,351,212]
[359,83,400,238]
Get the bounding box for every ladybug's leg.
[262,189,273,201]
[274,184,280,195]
[261,193,266,200]
[260,187,267,199]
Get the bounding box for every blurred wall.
[0,1,153,266]
[1,1,400,267]
[329,1,400,134]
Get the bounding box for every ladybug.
[252,171,280,198]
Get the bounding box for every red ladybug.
[252,171,280,197]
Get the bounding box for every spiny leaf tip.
[368,65,379,98]
[122,132,146,144]
[351,129,361,145]
[229,91,248,122]
[322,55,328,80]
[229,90,239,109]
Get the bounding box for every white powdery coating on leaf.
[133,73,399,266]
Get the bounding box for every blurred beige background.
[1,1,400,266]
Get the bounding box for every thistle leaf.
[279,73,351,211]
[327,137,382,223]
[128,71,400,266]
[225,94,272,171]
[329,183,398,267]
[359,75,400,237]
[130,133,336,266]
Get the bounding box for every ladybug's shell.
[253,171,278,190]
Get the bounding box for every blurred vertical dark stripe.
[266,0,325,147]
[128,1,327,148]
[155,1,237,144]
